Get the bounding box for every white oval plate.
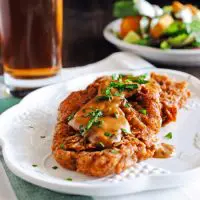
[103,19,200,67]
[0,68,200,197]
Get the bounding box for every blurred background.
[0,0,200,75]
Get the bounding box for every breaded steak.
[52,73,190,177]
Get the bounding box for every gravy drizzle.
[68,74,175,158]
[153,143,175,158]
[69,76,136,147]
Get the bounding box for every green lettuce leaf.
[187,20,200,42]
[113,0,138,18]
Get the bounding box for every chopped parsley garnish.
[139,109,147,115]
[104,87,112,96]
[114,112,119,118]
[136,74,149,84]
[32,164,38,167]
[82,109,86,113]
[125,103,131,108]
[113,91,121,97]
[97,142,105,148]
[127,74,149,84]
[125,79,132,83]
[93,120,103,127]
[100,74,144,100]
[124,84,138,90]
[164,132,172,139]
[111,74,125,82]
[118,74,123,82]
[86,109,103,130]
[99,87,112,101]
[60,144,65,149]
[121,128,131,134]
[137,79,148,84]
[80,109,103,135]
[65,177,73,181]
[111,149,119,154]
[79,125,86,135]
[96,95,112,102]
[104,132,112,137]
[40,136,46,139]
[112,74,119,80]
[67,112,75,122]
[52,166,58,170]
[110,81,138,92]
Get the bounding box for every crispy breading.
[52,73,190,177]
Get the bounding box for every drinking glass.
[0,0,63,97]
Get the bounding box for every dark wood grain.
[0,0,200,79]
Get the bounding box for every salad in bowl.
[113,0,200,49]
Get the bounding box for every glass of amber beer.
[0,0,63,97]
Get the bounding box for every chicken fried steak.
[52,73,190,177]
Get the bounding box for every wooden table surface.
[0,0,200,79]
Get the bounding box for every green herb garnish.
[67,112,75,122]
[125,103,131,108]
[101,74,143,100]
[100,87,112,101]
[126,74,149,84]
[82,109,86,113]
[79,125,86,135]
[32,164,38,167]
[125,79,132,83]
[113,91,121,97]
[121,128,131,134]
[104,86,112,96]
[60,144,65,149]
[139,109,147,115]
[111,149,119,154]
[86,109,103,130]
[52,166,58,170]
[164,132,172,139]
[96,95,112,102]
[93,120,103,127]
[118,74,123,82]
[137,74,149,84]
[80,109,103,135]
[112,74,119,80]
[104,132,112,137]
[65,177,73,181]
[114,112,119,118]
[110,81,138,92]
[97,142,105,148]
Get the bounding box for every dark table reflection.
[62,0,116,67]
[61,0,200,79]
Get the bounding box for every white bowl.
[103,19,200,67]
